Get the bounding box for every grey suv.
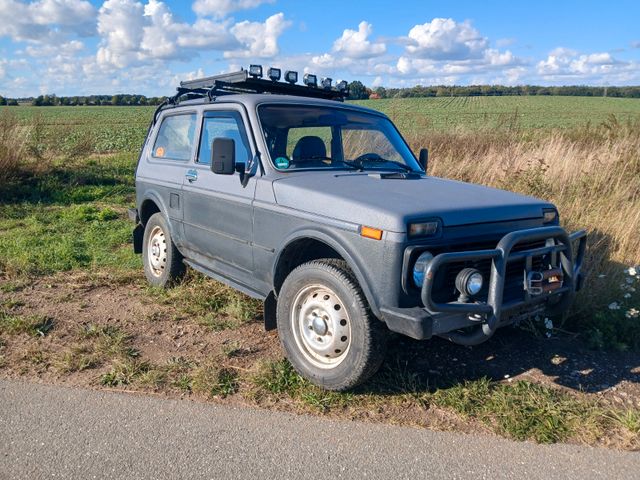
[129,66,587,390]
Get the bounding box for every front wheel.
[142,213,185,287]
[276,259,387,391]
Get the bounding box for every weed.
[0,311,54,337]
[100,359,151,387]
[608,409,640,434]
[253,359,304,396]
[57,345,102,373]
[192,364,239,398]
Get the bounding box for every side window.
[152,113,197,161]
[198,112,251,165]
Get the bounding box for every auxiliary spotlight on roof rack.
[175,65,350,103]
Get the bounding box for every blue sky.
[1,0,639,97]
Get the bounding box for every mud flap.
[133,224,144,254]
[264,291,277,331]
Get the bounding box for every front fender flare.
[274,227,382,318]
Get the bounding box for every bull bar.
[415,226,587,345]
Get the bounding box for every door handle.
[185,169,198,182]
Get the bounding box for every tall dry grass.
[0,111,30,184]
[405,117,640,329]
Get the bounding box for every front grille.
[430,239,549,303]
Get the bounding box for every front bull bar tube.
[421,226,587,346]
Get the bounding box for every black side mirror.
[211,138,235,175]
[418,148,428,173]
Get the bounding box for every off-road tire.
[277,259,387,391]
[142,213,185,287]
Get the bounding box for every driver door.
[181,107,257,279]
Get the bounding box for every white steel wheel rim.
[147,225,167,277]
[290,284,352,369]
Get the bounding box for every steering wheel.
[352,152,383,164]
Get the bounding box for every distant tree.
[373,87,387,99]
[348,81,369,100]
[8,99,18,106]
[0,96,6,105]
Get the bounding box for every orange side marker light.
[360,226,383,240]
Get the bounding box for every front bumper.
[380,226,587,345]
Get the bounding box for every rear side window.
[198,112,251,165]
[152,113,197,161]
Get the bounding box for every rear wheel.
[142,213,185,287]
[277,259,387,391]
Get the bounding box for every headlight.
[455,268,484,297]
[412,251,434,287]
[543,208,558,224]
[408,220,440,238]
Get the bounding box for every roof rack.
[174,66,349,103]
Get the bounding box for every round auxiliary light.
[412,251,434,287]
[455,268,484,297]
[320,77,332,89]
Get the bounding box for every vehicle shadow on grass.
[366,327,640,397]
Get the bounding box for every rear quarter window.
[152,113,197,161]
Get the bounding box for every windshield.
[257,104,422,172]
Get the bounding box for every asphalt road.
[0,379,638,479]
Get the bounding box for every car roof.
[163,93,384,117]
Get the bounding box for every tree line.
[2,84,640,105]
[0,96,19,106]
[28,94,168,106]
[347,82,640,100]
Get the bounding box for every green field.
[356,95,640,131]
[3,96,640,154]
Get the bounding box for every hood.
[271,172,554,232]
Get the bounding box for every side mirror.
[211,138,235,175]
[418,148,428,173]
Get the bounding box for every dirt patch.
[1,271,638,448]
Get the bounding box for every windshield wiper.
[361,158,413,172]
[350,153,414,172]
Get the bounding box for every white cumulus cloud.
[224,12,291,58]
[192,0,273,18]
[332,21,386,59]
[405,18,488,60]
[0,0,96,42]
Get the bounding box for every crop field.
[356,95,640,131]
[1,96,640,450]
[4,96,640,155]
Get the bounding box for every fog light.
[455,268,483,299]
[267,67,281,81]
[284,70,298,84]
[412,251,434,287]
[248,64,263,78]
[303,73,317,87]
[336,80,348,92]
[321,77,332,89]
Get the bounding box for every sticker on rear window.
[155,146,165,157]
